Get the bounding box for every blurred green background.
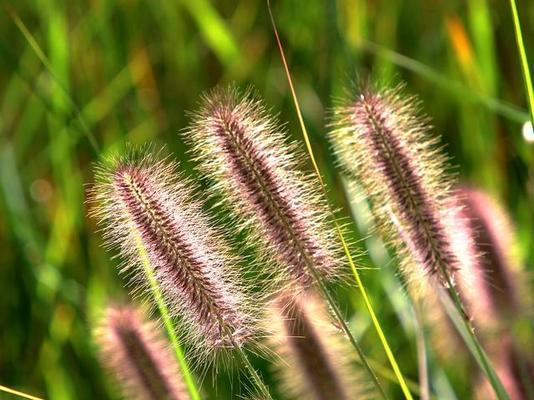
[0,0,532,399]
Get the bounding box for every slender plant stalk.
[134,233,201,400]
[0,385,43,400]
[414,303,430,400]
[232,345,273,400]
[438,271,511,400]
[267,2,413,399]
[135,199,272,400]
[508,0,534,126]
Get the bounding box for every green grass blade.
[439,288,510,400]
[267,2,413,399]
[358,39,528,123]
[8,8,100,153]
[0,384,44,400]
[508,0,534,125]
[133,233,202,400]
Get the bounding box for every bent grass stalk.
[267,2,412,399]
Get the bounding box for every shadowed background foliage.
[0,0,532,399]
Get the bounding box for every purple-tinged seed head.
[329,83,460,294]
[96,305,189,400]
[455,186,524,319]
[266,290,368,400]
[185,87,343,289]
[90,149,254,354]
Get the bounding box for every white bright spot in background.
[522,121,534,143]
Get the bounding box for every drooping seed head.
[266,290,368,400]
[455,186,524,318]
[96,305,189,400]
[185,87,342,288]
[90,149,254,354]
[329,83,459,294]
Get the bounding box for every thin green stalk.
[0,385,43,400]
[232,345,273,400]
[307,260,389,400]
[358,39,528,123]
[137,232,273,400]
[414,303,430,400]
[508,0,534,125]
[439,271,510,400]
[134,233,201,400]
[267,2,413,399]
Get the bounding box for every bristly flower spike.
[455,186,524,318]
[90,149,254,355]
[329,83,460,294]
[329,84,512,400]
[185,87,343,288]
[267,290,369,400]
[96,305,189,400]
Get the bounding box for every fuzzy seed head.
[185,87,342,288]
[266,290,368,400]
[329,84,459,293]
[455,186,523,317]
[90,149,253,354]
[96,305,189,400]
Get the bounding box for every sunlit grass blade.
[135,235,202,400]
[439,290,510,400]
[0,384,43,400]
[508,0,534,126]
[267,2,412,399]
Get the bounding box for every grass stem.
[267,2,413,398]
[134,233,202,400]
[508,0,534,126]
[0,385,43,400]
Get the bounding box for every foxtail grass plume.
[185,87,342,288]
[91,149,253,353]
[266,290,367,400]
[329,83,461,295]
[455,186,524,318]
[96,305,189,400]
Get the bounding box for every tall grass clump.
[329,83,511,399]
[96,305,189,400]
[185,87,388,398]
[267,290,369,400]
